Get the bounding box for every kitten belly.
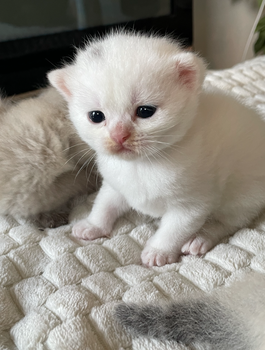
[109,175,167,217]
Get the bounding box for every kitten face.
[48,32,206,160]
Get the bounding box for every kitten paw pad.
[181,235,213,256]
[72,220,107,240]
[141,246,178,267]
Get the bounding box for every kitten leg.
[141,208,207,267]
[181,220,236,256]
[72,181,130,240]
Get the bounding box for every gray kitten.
[115,272,265,350]
[0,87,98,227]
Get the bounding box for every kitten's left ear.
[174,52,206,91]
[47,67,73,102]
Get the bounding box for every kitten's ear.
[174,52,206,90]
[47,67,73,101]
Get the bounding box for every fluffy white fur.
[49,31,265,266]
[0,88,97,227]
[223,272,265,350]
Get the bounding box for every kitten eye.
[88,110,105,123]
[136,105,157,119]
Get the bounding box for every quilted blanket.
[1,56,265,350]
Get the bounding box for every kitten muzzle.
[110,122,131,145]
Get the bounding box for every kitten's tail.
[114,272,265,350]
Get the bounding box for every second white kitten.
[48,31,265,266]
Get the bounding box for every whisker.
[146,140,178,147]
[67,147,94,166]
[74,152,96,183]
[158,149,176,164]
[143,122,179,136]
[74,149,95,172]
[146,132,178,137]
[143,139,184,156]
[75,156,93,182]
[142,148,154,167]
[144,145,175,166]
[95,169,101,189]
[86,154,98,185]
[63,141,87,152]
[74,148,94,166]
[146,140,184,154]
[65,148,92,165]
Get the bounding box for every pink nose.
[110,124,131,145]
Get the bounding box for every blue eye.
[88,110,105,123]
[136,105,157,119]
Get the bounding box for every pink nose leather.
[110,124,131,144]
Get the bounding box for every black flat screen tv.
[0,0,192,96]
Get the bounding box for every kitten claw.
[181,235,213,256]
[141,246,178,267]
[72,219,107,240]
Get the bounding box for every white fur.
[49,31,265,266]
[221,272,265,350]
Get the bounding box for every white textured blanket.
[1,56,265,350]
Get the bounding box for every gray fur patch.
[114,300,250,350]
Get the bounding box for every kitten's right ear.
[47,68,73,101]
[174,53,206,91]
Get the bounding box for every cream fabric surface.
[1,56,265,350]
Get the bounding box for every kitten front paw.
[141,246,179,267]
[72,219,107,240]
[181,235,214,256]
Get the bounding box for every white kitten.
[0,88,97,227]
[48,31,265,266]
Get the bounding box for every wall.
[193,0,260,69]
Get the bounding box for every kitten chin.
[48,31,265,267]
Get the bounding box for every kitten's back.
[0,88,97,222]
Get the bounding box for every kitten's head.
[48,32,206,160]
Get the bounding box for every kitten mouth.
[116,144,133,153]
[109,143,135,156]
[105,138,137,156]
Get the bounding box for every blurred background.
[193,0,260,69]
[0,0,172,41]
[0,0,262,95]
[0,0,192,95]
